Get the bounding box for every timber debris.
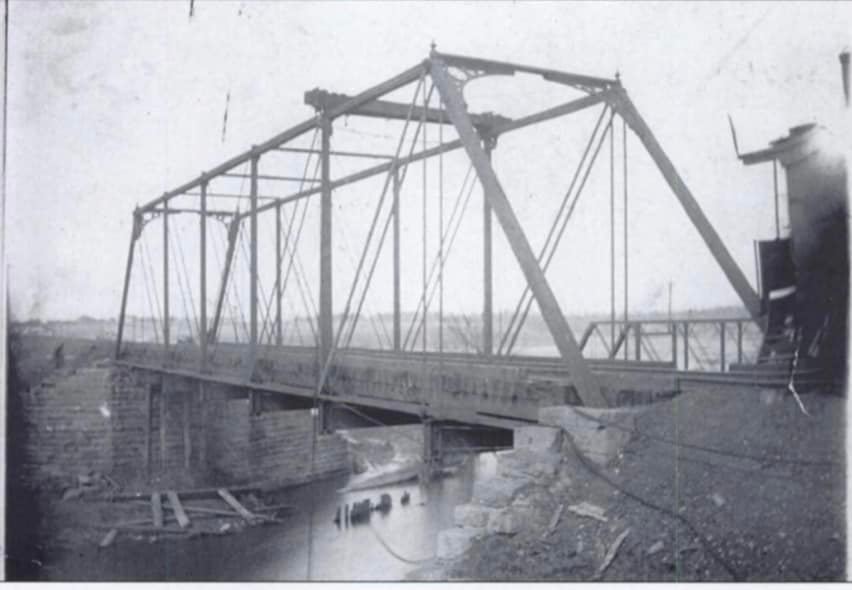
[93,486,292,547]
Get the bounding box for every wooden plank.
[93,524,188,535]
[112,484,261,502]
[151,492,163,528]
[166,491,191,528]
[217,489,257,522]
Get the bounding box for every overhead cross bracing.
[116,48,763,419]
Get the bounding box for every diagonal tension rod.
[498,105,613,355]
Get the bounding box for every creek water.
[47,453,498,581]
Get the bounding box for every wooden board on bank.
[165,490,191,528]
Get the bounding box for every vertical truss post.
[772,159,780,240]
[275,203,284,346]
[609,123,616,348]
[209,217,241,344]
[430,56,606,407]
[249,155,259,368]
[683,322,690,370]
[163,199,171,358]
[199,182,208,370]
[671,321,678,367]
[623,119,629,361]
[635,322,642,361]
[737,321,744,364]
[319,116,334,365]
[482,137,495,357]
[115,209,142,359]
[392,164,401,352]
[609,86,762,323]
[719,321,726,372]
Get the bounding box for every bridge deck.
[118,342,819,432]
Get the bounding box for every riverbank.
[413,385,845,581]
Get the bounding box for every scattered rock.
[567,501,608,523]
[514,425,563,453]
[454,503,494,528]
[646,540,665,556]
[436,527,483,559]
[497,448,561,481]
[759,388,784,406]
[540,405,639,465]
[487,508,521,535]
[710,492,726,507]
[472,475,530,507]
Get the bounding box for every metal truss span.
[116,48,762,412]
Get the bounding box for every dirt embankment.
[433,386,845,582]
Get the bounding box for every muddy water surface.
[47,454,497,581]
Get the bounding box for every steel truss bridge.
[116,49,784,454]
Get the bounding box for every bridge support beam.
[318,400,334,434]
[430,56,606,408]
[422,418,442,480]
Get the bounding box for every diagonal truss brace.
[429,56,608,408]
[607,86,763,324]
[208,216,242,344]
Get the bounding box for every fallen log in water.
[338,464,420,493]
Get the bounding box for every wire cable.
[563,433,743,581]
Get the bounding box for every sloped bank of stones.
[434,405,641,563]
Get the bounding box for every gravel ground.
[441,384,845,582]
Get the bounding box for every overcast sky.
[5,1,851,323]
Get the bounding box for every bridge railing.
[578,317,763,372]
